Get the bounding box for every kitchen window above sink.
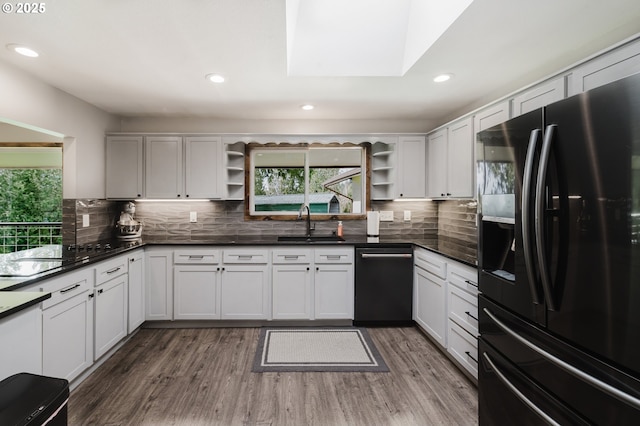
[247,143,369,220]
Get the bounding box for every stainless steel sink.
[277,235,345,242]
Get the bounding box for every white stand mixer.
[115,202,142,240]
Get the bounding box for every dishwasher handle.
[360,253,412,259]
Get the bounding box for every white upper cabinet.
[447,117,474,198]
[144,136,221,199]
[106,136,144,199]
[474,101,510,135]
[512,76,566,117]
[396,136,426,198]
[184,136,222,199]
[427,129,447,198]
[569,38,640,96]
[427,117,474,198]
[145,136,183,199]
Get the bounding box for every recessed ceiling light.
[301,104,314,111]
[433,74,453,83]
[7,44,39,58]
[205,73,225,83]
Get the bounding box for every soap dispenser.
[337,221,343,237]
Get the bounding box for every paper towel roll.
[367,211,380,242]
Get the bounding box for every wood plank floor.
[68,327,478,425]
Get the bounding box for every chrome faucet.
[298,204,314,238]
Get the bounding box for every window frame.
[245,142,370,221]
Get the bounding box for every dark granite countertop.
[1,234,476,298]
[142,235,477,267]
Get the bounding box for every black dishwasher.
[354,245,413,326]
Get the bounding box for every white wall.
[0,59,120,198]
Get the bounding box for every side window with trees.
[0,145,63,253]
[248,144,368,219]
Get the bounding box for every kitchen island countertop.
[0,291,50,321]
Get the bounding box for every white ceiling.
[1,0,640,126]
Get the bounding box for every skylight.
[286,0,474,77]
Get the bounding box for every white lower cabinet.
[173,248,221,320]
[314,248,354,319]
[272,249,312,320]
[41,268,94,381]
[413,246,478,381]
[221,249,270,320]
[447,262,479,380]
[94,256,129,360]
[145,248,173,320]
[221,265,270,319]
[174,265,221,319]
[0,305,42,381]
[128,249,145,333]
[413,248,447,347]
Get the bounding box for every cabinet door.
[272,264,312,320]
[314,263,354,319]
[221,265,270,319]
[185,136,222,199]
[128,250,145,332]
[570,38,640,95]
[106,136,144,199]
[145,249,173,320]
[474,101,510,134]
[414,265,447,347]
[145,136,183,198]
[427,129,447,198]
[174,265,221,320]
[94,275,128,360]
[447,117,474,198]
[43,291,94,381]
[0,306,42,381]
[512,76,565,117]
[396,136,426,198]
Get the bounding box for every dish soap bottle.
[337,221,343,237]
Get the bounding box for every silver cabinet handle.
[464,280,478,288]
[60,283,81,294]
[484,307,640,410]
[188,255,204,260]
[284,255,299,260]
[482,351,560,426]
[106,267,121,274]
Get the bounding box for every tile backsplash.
[67,198,477,259]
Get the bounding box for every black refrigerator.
[477,72,640,424]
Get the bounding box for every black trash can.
[0,373,69,426]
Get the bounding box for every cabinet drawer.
[223,249,269,264]
[95,255,128,286]
[447,320,478,380]
[272,249,312,264]
[314,248,353,264]
[174,249,220,265]
[40,268,94,310]
[414,248,447,279]
[448,263,478,296]
[448,284,478,336]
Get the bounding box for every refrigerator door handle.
[481,351,561,426]
[484,307,640,410]
[522,128,542,305]
[535,124,558,311]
